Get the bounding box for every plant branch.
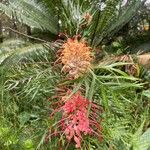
[2,26,51,43]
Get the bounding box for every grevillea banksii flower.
[47,90,103,148]
[57,37,93,79]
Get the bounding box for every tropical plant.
[0,0,150,150]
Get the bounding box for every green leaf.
[24,139,34,149]
[142,90,150,98]
[139,128,150,150]
[18,112,31,125]
[132,120,145,150]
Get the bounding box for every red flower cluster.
[48,91,102,148]
[62,92,92,148]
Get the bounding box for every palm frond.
[0,0,58,34]
[59,0,96,35]
[0,39,55,66]
[91,0,146,46]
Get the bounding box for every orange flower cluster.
[59,38,93,78]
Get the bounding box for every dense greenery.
[0,0,150,149]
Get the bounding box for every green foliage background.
[0,0,150,149]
